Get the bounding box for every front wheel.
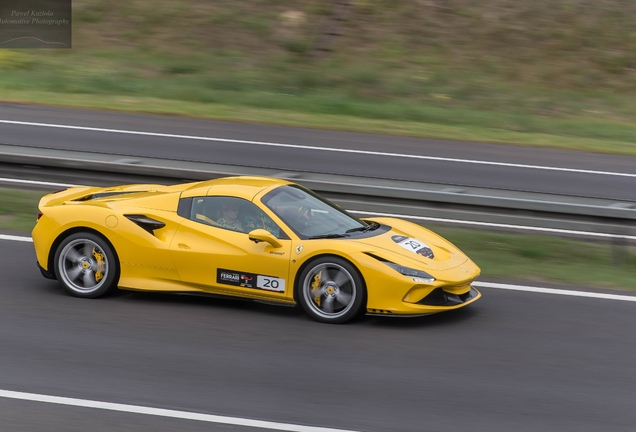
[298,257,366,324]
[54,232,119,298]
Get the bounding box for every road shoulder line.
[0,389,359,432]
[0,234,33,243]
[2,119,636,178]
[474,281,636,302]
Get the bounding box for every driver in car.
[217,203,243,232]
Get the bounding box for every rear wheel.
[54,232,119,298]
[298,257,365,324]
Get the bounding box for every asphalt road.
[2,104,636,431]
[1,104,636,201]
[3,239,636,432]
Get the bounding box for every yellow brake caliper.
[92,247,105,283]
[311,270,322,307]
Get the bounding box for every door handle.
[178,243,191,249]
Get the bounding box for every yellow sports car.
[32,176,481,323]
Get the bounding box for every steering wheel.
[297,206,317,227]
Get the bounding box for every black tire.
[53,232,119,298]
[297,256,366,324]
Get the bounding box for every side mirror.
[248,229,282,248]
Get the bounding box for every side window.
[189,196,285,238]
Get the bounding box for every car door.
[169,196,292,301]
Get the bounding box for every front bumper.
[366,286,481,316]
[417,286,480,306]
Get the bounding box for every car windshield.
[261,185,368,239]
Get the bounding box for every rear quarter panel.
[33,199,184,287]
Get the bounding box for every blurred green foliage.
[3,0,636,152]
[431,225,636,290]
[0,51,32,70]
[0,188,47,232]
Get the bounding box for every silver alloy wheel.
[302,263,356,320]
[57,238,109,294]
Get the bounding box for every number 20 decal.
[257,275,286,292]
[402,240,423,250]
[391,235,435,259]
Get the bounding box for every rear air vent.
[75,191,141,201]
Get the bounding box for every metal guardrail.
[1,144,635,247]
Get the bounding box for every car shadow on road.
[35,281,480,326]
[116,289,306,318]
[363,306,481,328]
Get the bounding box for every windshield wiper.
[345,227,367,234]
[308,233,349,239]
[345,222,380,234]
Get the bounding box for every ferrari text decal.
[217,268,285,292]
[391,235,435,259]
[217,269,254,288]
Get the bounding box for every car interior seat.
[193,198,220,227]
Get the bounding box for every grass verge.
[0,188,47,232]
[3,187,635,290]
[432,225,636,291]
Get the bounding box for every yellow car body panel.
[32,176,481,318]
[169,218,294,302]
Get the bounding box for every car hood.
[350,217,469,271]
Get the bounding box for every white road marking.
[0,389,360,432]
[474,281,636,302]
[351,210,636,240]
[0,177,75,187]
[0,234,32,242]
[1,119,635,178]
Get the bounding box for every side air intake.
[124,215,166,234]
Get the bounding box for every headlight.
[383,262,435,284]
